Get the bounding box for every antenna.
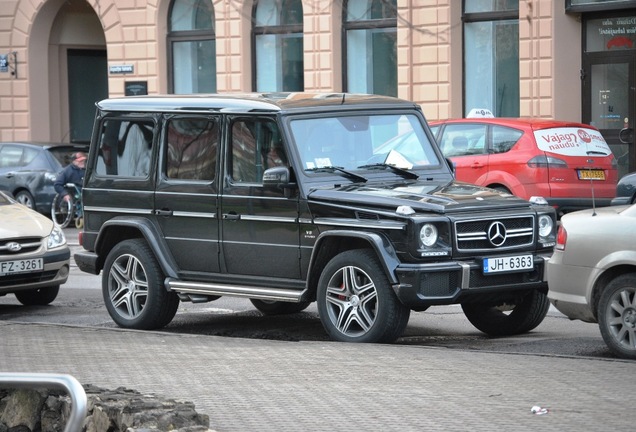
[587,158,596,216]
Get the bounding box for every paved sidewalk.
[0,321,633,431]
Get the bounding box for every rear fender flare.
[95,216,179,279]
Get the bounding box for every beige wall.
[0,0,580,142]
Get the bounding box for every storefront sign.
[0,55,7,73]
[586,16,636,52]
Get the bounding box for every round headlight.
[420,223,438,247]
[538,215,553,238]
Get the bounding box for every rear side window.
[96,119,154,177]
[0,145,38,168]
[491,125,523,154]
[165,118,219,181]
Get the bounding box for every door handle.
[470,162,484,169]
[154,209,173,216]
[223,213,240,220]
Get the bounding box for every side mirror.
[263,166,294,188]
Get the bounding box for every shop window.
[463,2,519,117]
[253,0,304,92]
[168,0,216,94]
[344,0,397,97]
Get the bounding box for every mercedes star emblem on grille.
[487,221,507,247]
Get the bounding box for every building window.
[343,0,397,97]
[463,1,519,117]
[168,0,216,94]
[252,0,304,92]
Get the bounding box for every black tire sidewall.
[316,249,409,343]
[15,286,60,306]
[102,239,178,330]
[598,274,636,360]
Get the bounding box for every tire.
[15,190,36,211]
[316,249,410,343]
[51,193,73,228]
[15,286,60,306]
[461,290,550,336]
[598,274,636,360]
[102,239,179,330]
[250,299,311,315]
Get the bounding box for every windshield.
[289,114,440,172]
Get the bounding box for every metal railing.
[0,373,87,432]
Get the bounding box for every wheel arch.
[94,217,179,279]
[305,230,401,301]
[591,264,636,320]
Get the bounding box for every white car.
[0,191,70,305]
[547,204,636,359]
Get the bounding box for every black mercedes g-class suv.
[75,93,556,343]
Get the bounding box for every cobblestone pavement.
[0,321,633,432]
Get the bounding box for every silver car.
[547,204,636,359]
[0,191,70,305]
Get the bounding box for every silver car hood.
[0,203,53,239]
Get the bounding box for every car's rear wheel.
[461,290,549,336]
[250,299,311,315]
[316,249,410,343]
[598,274,636,360]
[102,239,179,330]
[15,286,59,306]
[15,190,35,211]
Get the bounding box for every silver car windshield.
[289,114,440,172]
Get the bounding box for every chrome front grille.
[455,216,534,252]
[0,237,42,256]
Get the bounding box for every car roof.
[96,92,419,114]
[429,117,599,131]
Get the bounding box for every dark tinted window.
[231,118,286,184]
[96,119,154,177]
[165,118,218,180]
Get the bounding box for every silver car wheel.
[324,265,378,338]
[603,286,636,352]
[107,253,148,320]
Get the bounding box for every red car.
[429,117,618,215]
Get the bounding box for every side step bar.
[165,278,306,303]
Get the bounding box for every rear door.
[153,115,221,275]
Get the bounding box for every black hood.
[307,179,532,214]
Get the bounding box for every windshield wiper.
[306,166,367,183]
[357,163,419,180]
[586,150,609,156]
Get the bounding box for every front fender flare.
[309,230,401,285]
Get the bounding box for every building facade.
[0,0,634,176]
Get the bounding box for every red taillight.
[555,225,567,250]
[78,230,83,246]
[527,155,568,168]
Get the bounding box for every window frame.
[167,0,217,94]
[342,0,398,96]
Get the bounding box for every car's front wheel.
[598,274,636,360]
[102,239,179,330]
[250,299,311,315]
[316,249,410,343]
[15,286,59,306]
[461,290,550,336]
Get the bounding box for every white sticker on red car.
[534,127,611,157]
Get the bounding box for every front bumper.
[0,247,70,293]
[393,252,551,309]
